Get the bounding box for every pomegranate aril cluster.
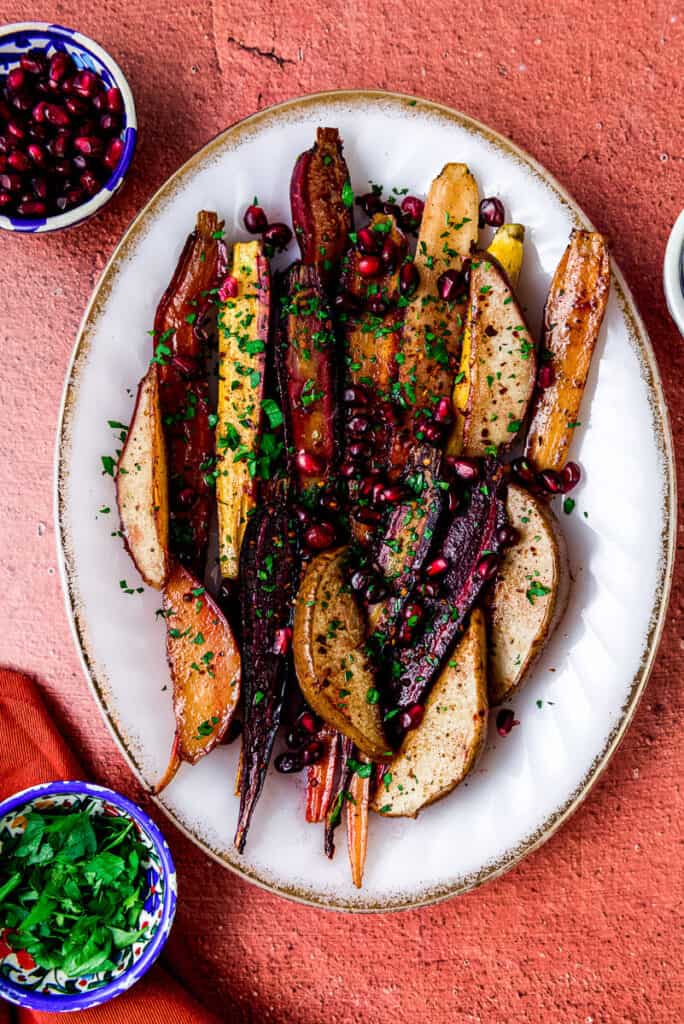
[0,48,125,219]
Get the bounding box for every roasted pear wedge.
[487,484,569,705]
[397,163,478,439]
[216,240,270,580]
[116,365,169,589]
[449,251,536,457]
[154,561,241,793]
[371,609,488,818]
[293,547,388,760]
[525,230,610,472]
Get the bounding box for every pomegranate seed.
[0,136,11,154]
[511,457,537,484]
[65,187,85,207]
[437,268,466,302]
[32,101,49,123]
[99,113,121,134]
[106,87,123,112]
[66,96,88,117]
[44,104,70,127]
[302,740,324,766]
[496,708,518,736]
[540,469,563,494]
[7,150,30,172]
[400,704,424,731]
[358,255,382,278]
[400,194,425,227]
[479,196,505,228]
[403,602,424,623]
[347,441,371,460]
[26,143,46,166]
[243,204,267,233]
[74,136,103,156]
[434,396,454,424]
[343,384,369,406]
[476,553,500,580]
[304,522,336,551]
[274,752,303,773]
[446,456,480,482]
[297,710,317,734]
[48,132,70,158]
[368,296,387,315]
[339,459,356,478]
[0,190,14,209]
[381,485,404,504]
[12,92,35,114]
[355,192,383,217]
[399,262,419,296]
[561,461,581,492]
[7,68,26,92]
[355,506,382,525]
[59,75,76,95]
[32,176,48,200]
[263,222,292,251]
[364,579,388,603]
[348,414,370,436]
[17,199,46,217]
[447,489,460,514]
[426,557,449,577]
[421,422,443,444]
[104,137,124,170]
[0,173,21,192]
[397,622,415,646]
[52,159,71,177]
[72,154,88,171]
[370,481,385,504]
[73,70,99,97]
[219,275,239,300]
[80,171,100,195]
[7,120,27,141]
[538,364,555,389]
[176,487,195,506]
[382,201,402,219]
[381,238,398,268]
[20,49,47,75]
[335,291,361,315]
[350,569,370,592]
[273,627,292,655]
[357,226,380,254]
[49,52,73,83]
[496,525,519,547]
[91,92,107,112]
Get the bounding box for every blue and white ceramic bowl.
[0,781,176,1013]
[0,22,137,233]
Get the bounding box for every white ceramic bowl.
[663,209,684,336]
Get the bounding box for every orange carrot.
[346,756,371,888]
[305,729,339,823]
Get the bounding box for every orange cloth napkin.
[0,668,222,1024]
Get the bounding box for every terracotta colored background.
[1,1,682,1021]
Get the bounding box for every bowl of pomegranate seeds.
[0,22,136,232]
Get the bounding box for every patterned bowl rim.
[0,780,176,1012]
[0,21,137,234]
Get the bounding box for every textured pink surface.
[1,2,683,1021]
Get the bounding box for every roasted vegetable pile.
[115,128,611,887]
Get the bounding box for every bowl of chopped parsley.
[0,781,176,1012]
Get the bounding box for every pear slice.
[293,548,388,760]
[116,365,169,589]
[451,251,536,458]
[487,483,569,705]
